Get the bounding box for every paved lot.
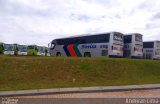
[17,89,160,98]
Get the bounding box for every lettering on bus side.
[100,45,108,49]
[145,49,153,53]
[81,44,96,49]
[114,34,123,41]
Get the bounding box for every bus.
[17,45,28,55]
[27,45,47,56]
[143,41,160,60]
[49,32,124,57]
[0,43,4,54]
[37,46,46,56]
[3,43,15,55]
[123,33,143,58]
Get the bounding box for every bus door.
[124,44,131,58]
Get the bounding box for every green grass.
[0,55,160,91]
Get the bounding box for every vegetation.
[0,55,160,91]
[0,43,4,54]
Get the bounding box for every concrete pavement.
[0,84,160,97]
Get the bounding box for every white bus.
[37,46,46,56]
[49,32,124,58]
[143,41,160,60]
[17,45,28,55]
[123,33,143,58]
[3,43,15,55]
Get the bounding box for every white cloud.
[0,0,160,46]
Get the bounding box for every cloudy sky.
[0,0,160,46]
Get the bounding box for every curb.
[0,84,160,97]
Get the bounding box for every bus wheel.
[56,52,61,56]
[84,52,91,57]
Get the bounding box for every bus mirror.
[48,43,50,48]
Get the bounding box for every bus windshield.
[50,40,56,49]
[18,45,27,52]
[113,33,123,42]
[156,41,160,47]
[28,46,35,49]
[4,44,14,51]
[135,34,142,42]
[38,47,45,53]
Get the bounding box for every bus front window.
[4,44,14,51]
[38,47,45,53]
[19,46,27,52]
[51,43,55,49]
[135,34,142,42]
[28,46,35,49]
[113,33,123,42]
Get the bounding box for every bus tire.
[84,52,91,57]
[56,52,61,56]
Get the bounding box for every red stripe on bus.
[67,44,77,57]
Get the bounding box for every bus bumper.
[131,56,143,59]
[109,55,123,58]
[4,51,14,55]
[153,58,160,60]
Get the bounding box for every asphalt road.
[17,89,160,98]
[1,89,159,104]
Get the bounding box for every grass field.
[0,55,160,91]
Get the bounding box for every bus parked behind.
[3,43,15,55]
[17,45,28,55]
[37,46,46,56]
[143,41,160,60]
[123,33,143,58]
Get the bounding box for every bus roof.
[28,45,37,46]
[37,46,47,48]
[143,40,160,43]
[18,44,27,46]
[3,43,14,45]
[54,31,123,40]
[125,33,143,36]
